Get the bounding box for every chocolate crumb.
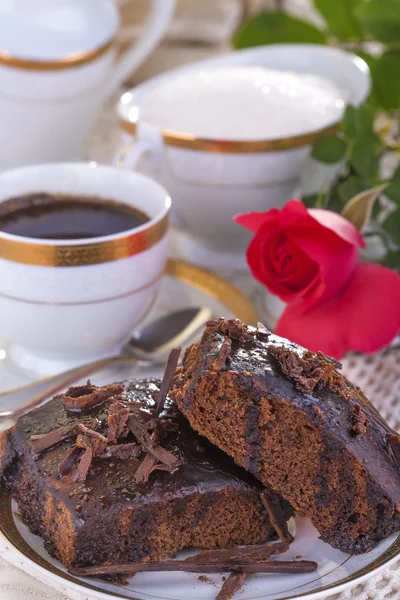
[107,402,130,444]
[256,322,271,341]
[352,404,369,436]
[198,575,214,585]
[207,318,254,342]
[211,338,232,371]
[268,347,343,395]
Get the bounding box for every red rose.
[235,200,400,358]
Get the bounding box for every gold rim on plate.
[0,488,399,600]
[0,38,114,71]
[119,116,340,154]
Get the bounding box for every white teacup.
[116,44,370,269]
[0,163,170,376]
[0,0,176,170]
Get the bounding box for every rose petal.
[234,210,279,233]
[246,224,320,302]
[275,263,400,358]
[284,227,358,311]
[309,208,366,249]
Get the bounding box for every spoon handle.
[0,356,137,428]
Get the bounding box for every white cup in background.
[116,44,370,269]
[0,0,176,170]
[0,163,170,376]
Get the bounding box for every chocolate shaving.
[61,381,123,412]
[207,318,254,343]
[211,338,232,371]
[127,414,181,470]
[70,559,318,577]
[260,489,293,543]
[256,322,271,341]
[268,347,343,395]
[107,402,130,444]
[105,443,142,460]
[58,446,81,476]
[134,452,157,482]
[30,418,98,454]
[76,429,108,457]
[352,404,369,436]
[30,425,77,454]
[72,446,93,483]
[216,572,249,600]
[157,347,181,413]
[185,541,289,564]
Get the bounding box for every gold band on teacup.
[0,38,114,71]
[119,117,340,154]
[0,214,168,267]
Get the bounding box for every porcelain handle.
[107,0,176,97]
[115,122,165,171]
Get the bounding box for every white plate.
[0,471,399,600]
[0,260,399,600]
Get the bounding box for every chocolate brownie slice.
[0,377,291,569]
[171,318,400,554]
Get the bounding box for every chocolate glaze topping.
[197,319,400,508]
[10,378,269,521]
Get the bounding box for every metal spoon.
[0,306,212,431]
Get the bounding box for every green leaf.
[341,184,387,231]
[301,195,319,208]
[382,209,400,245]
[350,139,380,178]
[385,182,400,206]
[356,0,400,44]
[314,0,363,40]
[327,192,345,213]
[349,105,382,178]
[311,135,347,164]
[337,176,371,205]
[374,52,400,110]
[233,11,326,49]
[382,251,400,271]
[356,104,375,135]
[341,105,357,139]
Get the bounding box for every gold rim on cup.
[0,213,168,267]
[0,38,115,71]
[119,117,340,154]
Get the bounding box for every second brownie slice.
[171,318,400,554]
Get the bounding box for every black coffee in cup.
[0,193,149,240]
